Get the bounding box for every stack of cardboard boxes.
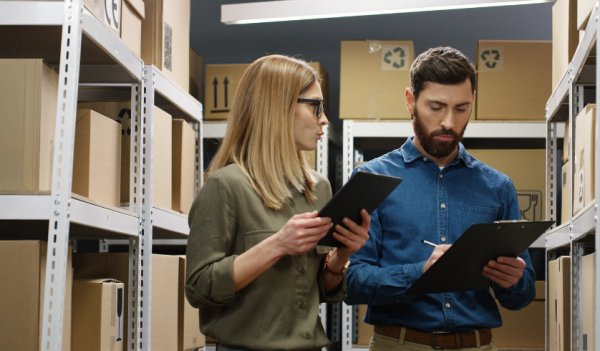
[0,241,204,351]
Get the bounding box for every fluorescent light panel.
[222,0,555,24]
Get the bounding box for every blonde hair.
[207,55,321,210]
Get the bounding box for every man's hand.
[482,256,526,288]
[423,244,451,273]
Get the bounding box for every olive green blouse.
[185,163,346,350]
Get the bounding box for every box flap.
[124,0,145,18]
[534,281,545,300]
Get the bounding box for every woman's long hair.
[207,55,321,210]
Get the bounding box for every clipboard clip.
[494,220,529,223]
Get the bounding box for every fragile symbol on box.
[104,0,120,31]
[381,45,410,71]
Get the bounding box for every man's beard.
[412,106,468,158]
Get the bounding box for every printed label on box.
[517,190,543,220]
[164,22,173,72]
[579,169,585,209]
[103,0,121,32]
[478,46,505,72]
[381,45,410,71]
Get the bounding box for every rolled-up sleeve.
[185,174,238,307]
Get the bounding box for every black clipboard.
[317,171,402,247]
[405,220,555,295]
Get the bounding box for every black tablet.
[317,171,402,247]
[405,220,555,295]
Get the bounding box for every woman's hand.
[274,211,333,256]
[329,209,371,269]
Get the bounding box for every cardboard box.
[561,162,572,224]
[77,102,173,209]
[73,109,122,208]
[177,257,205,351]
[204,62,329,120]
[578,0,595,29]
[340,40,415,120]
[356,304,374,345]
[582,253,596,351]
[73,253,179,351]
[0,241,72,351]
[189,47,203,102]
[574,104,596,214]
[0,59,58,193]
[553,0,579,91]
[492,281,545,348]
[563,119,571,162]
[172,119,195,214]
[72,279,124,351]
[83,0,121,38]
[548,256,571,351]
[121,0,145,58]
[142,0,190,92]
[467,149,545,221]
[476,40,551,120]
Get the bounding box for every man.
[345,47,536,350]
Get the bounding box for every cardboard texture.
[73,253,179,351]
[574,104,596,214]
[467,149,545,221]
[0,241,72,351]
[172,119,195,214]
[83,0,121,37]
[340,40,414,120]
[582,253,596,351]
[189,47,203,102]
[121,0,145,58]
[0,59,58,193]
[72,279,124,351]
[548,257,571,351]
[553,0,578,91]
[142,0,190,91]
[356,304,374,345]
[177,257,205,351]
[492,281,545,348]
[73,109,122,208]
[475,40,551,120]
[204,62,329,120]
[578,0,595,29]
[563,119,570,162]
[76,102,172,208]
[561,162,572,224]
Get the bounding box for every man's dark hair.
[410,47,476,100]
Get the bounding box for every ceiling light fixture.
[222,0,555,25]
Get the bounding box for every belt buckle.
[431,332,443,350]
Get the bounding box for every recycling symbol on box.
[479,46,504,72]
[381,45,410,71]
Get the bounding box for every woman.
[185,55,370,351]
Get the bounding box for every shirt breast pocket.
[460,204,499,234]
[243,229,275,251]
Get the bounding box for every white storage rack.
[203,121,343,351]
[0,1,203,351]
[341,118,556,350]
[545,3,600,351]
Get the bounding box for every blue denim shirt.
[345,137,536,332]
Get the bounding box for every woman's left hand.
[331,209,371,263]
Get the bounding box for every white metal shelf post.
[595,6,600,348]
[41,1,83,350]
[341,119,355,351]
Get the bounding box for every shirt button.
[439,174,444,179]
[423,157,427,162]
[306,334,312,340]
[441,236,446,242]
[441,204,446,209]
[289,200,295,208]
[300,302,306,308]
[446,303,451,309]
[300,268,306,274]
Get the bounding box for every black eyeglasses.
[297,98,325,118]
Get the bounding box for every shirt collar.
[400,136,472,169]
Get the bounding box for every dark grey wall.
[190,1,552,128]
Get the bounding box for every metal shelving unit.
[341,119,558,349]
[0,2,203,351]
[544,3,600,351]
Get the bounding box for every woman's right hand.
[274,211,333,256]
